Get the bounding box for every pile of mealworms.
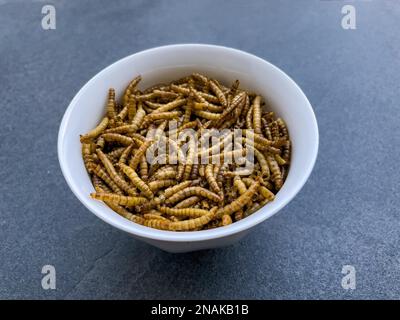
[80,73,291,231]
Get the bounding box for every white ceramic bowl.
[58,44,318,253]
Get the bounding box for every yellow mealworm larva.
[143,213,170,222]
[259,185,275,201]
[139,155,149,181]
[174,196,201,208]
[233,176,247,195]
[209,80,227,107]
[88,163,123,195]
[216,178,260,218]
[80,117,109,142]
[82,143,95,171]
[261,118,273,141]
[129,139,153,170]
[252,95,262,134]
[164,180,195,199]
[148,179,176,192]
[191,72,209,86]
[276,118,289,139]
[158,206,210,218]
[165,186,220,205]
[242,130,272,146]
[205,164,221,193]
[266,154,283,189]
[246,145,270,178]
[91,192,147,206]
[101,133,133,146]
[129,102,146,130]
[119,163,154,199]
[92,174,111,193]
[143,207,217,231]
[105,201,139,221]
[221,214,233,226]
[106,88,117,120]
[241,94,251,120]
[211,92,246,128]
[246,105,254,129]
[192,102,224,113]
[141,111,181,128]
[150,166,177,181]
[118,143,135,165]
[127,95,137,122]
[282,140,291,162]
[183,137,196,180]
[123,75,141,106]
[96,149,137,195]
[198,164,205,177]
[274,153,286,166]
[152,98,186,114]
[192,109,221,121]
[269,121,280,141]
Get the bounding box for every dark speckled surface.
[1,0,400,299]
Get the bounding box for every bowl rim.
[58,43,319,242]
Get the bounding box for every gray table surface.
[1,0,400,300]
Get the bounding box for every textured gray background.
[1,0,399,299]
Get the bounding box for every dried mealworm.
[106,88,117,121]
[216,178,260,218]
[164,180,195,199]
[144,213,171,222]
[101,133,133,146]
[123,75,141,106]
[119,163,154,199]
[118,143,135,165]
[148,179,176,193]
[139,155,149,181]
[150,166,177,181]
[96,149,137,195]
[152,98,186,114]
[209,80,227,107]
[129,139,153,170]
[261,118,273,140]
[174,196,201,209]
[127,95,137,122]
[88,163,123,195]
[266,154,283,189]
[252,96,262,134]
[282,140,291,162]
[274,153,286,166]
[142,207,217,231]
[80,117,109,142]
[91,192,147,206]
[158,207,210,218]
[246,105,254,129]
[276,118,289,139]
[165,186,220,205]
[233,176,247,195]
[205,164,221,194]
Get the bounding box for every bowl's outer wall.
[58,44,318,251]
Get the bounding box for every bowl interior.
[58,44,318,242]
